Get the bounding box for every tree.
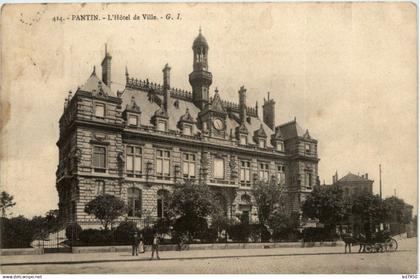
[268,211,301,241]
[84,194,126,230]
[351,193,389,235]
[168,181,218,241]
[0,191,16,218]
[302,185,346,232]
[253,180,286,227]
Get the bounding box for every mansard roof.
[122,79,277,147]
[277,119,306,140]
[79,67,114,97]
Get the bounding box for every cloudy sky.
[1,3,417,217]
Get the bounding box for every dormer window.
[95,103,105,118]
[240,135,247,145]
[305,143,311,153]
[128,115,138,126]
[276,142,285,152]
[157,121,167,132]
[183,124,192,136]
[259,139,266,149]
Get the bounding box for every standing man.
[132,232,140,256]
[150,232,160,260]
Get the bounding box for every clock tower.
[189,28,213,110]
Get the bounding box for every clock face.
[213,118,224,131]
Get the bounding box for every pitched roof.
[179,108,196,123]
[254,124,267,138]
[79,67,114,97]
[337,172,371,183]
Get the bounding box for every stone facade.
[56,30,320,229]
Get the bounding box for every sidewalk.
[1,237,416,267]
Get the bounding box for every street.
[1,238,417,274]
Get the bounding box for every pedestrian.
[150,232,160,260]
[139,233,145,254]
[132,231,140,256]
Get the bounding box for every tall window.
[305,143,311,153]
[126,146,142,177]
[276,165,286,185]
[182,153,196,179]
[128,115,138,126]
[213,157,225,179]
[157,190,169,218]
[305,171,313,188]
[240,135,247,145]
[127,187,142,218]
[259,162,269,182]
[156,149,171,180]
[95,180,105,195]
[240,160,251,187]
[259,139,266,149]
[95,103,105,118]
[93,146,106,172]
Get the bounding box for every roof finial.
[199,25,202,34]
[267,92,270,100]
[215,87,219,94]
[105,43,108,56]
[294,116,296,122]
[125,65,129,77]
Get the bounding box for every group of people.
[132,232,161,260]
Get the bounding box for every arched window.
[127,187,142,218]
[157,189,169,218]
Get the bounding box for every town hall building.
[56,30,320,228]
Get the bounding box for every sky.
[1,3,417,217]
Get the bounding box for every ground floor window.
[128,187,142,218]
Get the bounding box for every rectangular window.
[126,146,142,177]
[93,146,106,171]
[182,153,196,178]
[183,125,192,136]
[259,139,266,149]
[95,104,105,118]
[259,162,269,182]
[156,149,171,180]
[128,115,138,126]
[240,135,247,145]
[276,142,285,152]
[157,121,167,132]
[240,160,251,187]
[213,157,225,179]
[305,143,311,153]
[276,165,286,185]
[305,172,313,188]
[95,181,105,195]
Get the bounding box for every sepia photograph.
[0,2,418,275]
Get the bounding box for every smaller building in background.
[331,171,373,198]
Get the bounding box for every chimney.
[101,44,112,86]
[365,173,368,179]
[162,64,171,112]
[163,63,171,89]
[263,92,275,130]
[239,86,247,123]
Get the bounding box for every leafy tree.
[1,216,34,248]
[302,185,346,232]
[253,180,286,228]
[351,193,389,235]
[383,196,412,224]
[268,211,301,241]
[84,194,126,230]
[168,181,218,241]
[0,191,16,218]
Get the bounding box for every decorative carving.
[229,156,238,179]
